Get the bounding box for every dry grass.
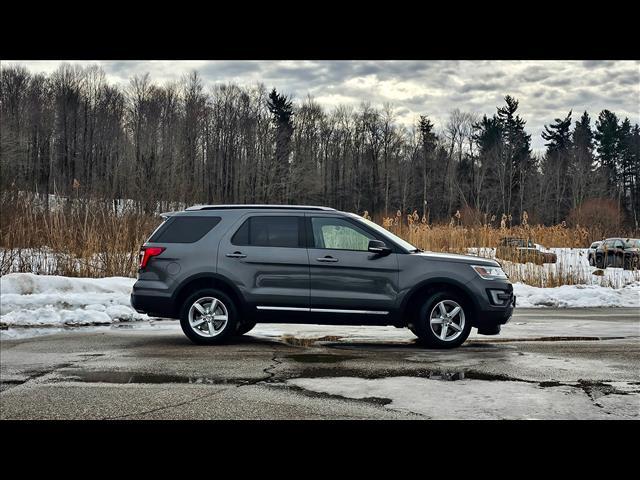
[2,194,638,288]
[374,210,622,251]
[0,191,157,277]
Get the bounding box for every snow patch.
[0,273,146,327]
[513,282,640,308]
[288,376,638,419]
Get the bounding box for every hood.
[414,251,499,266]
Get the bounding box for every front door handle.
[226,252,247,258]
[316,256,338,263]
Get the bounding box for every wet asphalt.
[1,308,638,420]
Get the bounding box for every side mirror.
[368,239,391,255]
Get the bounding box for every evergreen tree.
[418,115,437,218]
[266,88,294,203]
[594,109,620,193]
[541,111,573,223]
[495,96,532,223]
[570,111,596,209]
[618,118,639,227]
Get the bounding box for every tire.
[588,255,595,267]
[596,255,604,269]
[623,256,638,271]
[411,291,472,349]
[236,320,257,336]
[180,288,238,345]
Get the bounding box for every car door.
[306,215,399,319]
[217,214,310,311]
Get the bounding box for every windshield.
[624,239,640,248]
[350,214,419,252]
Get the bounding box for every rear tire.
[588,255,595,266]
[180,289,238,345]
[596,255,604,269]
[411,291,472,349]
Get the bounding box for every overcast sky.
[9,60,640,151]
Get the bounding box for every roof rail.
[185,204,336,211]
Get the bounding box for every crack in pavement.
[104,352,285,420]
[236,352,283,388]
[103,386,235,420]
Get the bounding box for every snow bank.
[513,282,640,308]
[0,273,146,327]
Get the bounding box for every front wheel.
[411,291,472,349]
[180,289,238,345]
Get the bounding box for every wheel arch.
[173,273,247,318]
[398,277,479,327]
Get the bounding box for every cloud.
[8,60,639,151]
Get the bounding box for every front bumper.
[465,279,515,329]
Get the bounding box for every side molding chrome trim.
[256,306,389,315]
[256,306,310,312]
[311,308,389,315]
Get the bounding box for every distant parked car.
[595,238,640,270]
[496,237,557,265]
[588,241,602,266]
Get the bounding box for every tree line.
[1,64,638,228]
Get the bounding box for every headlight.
[471,264,508,280]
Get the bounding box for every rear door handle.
[316,256,338,263]
[226,252,247,258]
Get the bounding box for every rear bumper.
[130,291,176,318]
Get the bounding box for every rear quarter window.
[149,216,221,243]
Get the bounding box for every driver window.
[311,217,373,251]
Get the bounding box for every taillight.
[139,246,165,269]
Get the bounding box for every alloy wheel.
[188,297,229,338]
[429,300,465,342]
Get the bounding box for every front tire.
[411,291,472,349]
[180,289,238,345]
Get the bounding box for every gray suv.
[131,205,515,348]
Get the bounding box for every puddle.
[55,370,229,385]
[279,335,343,347]
[287,354,357,363]
[539,381,564,388]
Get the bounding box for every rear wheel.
[180,289,238,345]
[596,255,604,269]
[588,254,595,266]
[411,291,472,349]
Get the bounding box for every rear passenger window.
[150,216,221,243]
[231,216,302,248]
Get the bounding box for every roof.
[184,204,336,212]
